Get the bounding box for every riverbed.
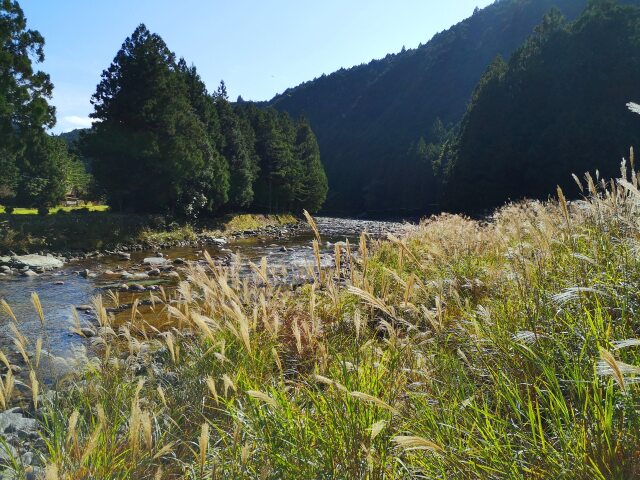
[0,218,407,373]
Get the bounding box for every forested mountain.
[268,0,639,214]
[58,129,84,148]
[83,25,327,216]
[445,1,640,212]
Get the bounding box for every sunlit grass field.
[0,204,109,215]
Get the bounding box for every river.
[0,218,406,376]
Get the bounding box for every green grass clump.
[6,171,640,478]
[223,214,297,233]
[138,224,198,246]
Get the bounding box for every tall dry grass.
[4,164,640,478]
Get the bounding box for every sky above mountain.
[21,0,493,133]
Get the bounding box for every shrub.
[37,206,49,216]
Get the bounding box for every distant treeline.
[83,25,327,216]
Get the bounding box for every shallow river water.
[0,218,406,367]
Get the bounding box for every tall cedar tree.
[176,60,229,217]
[215,81,258,210]
[252,109,299,213]
[0,0,65,205]
[84,25,228,214]
[293,119,328,213]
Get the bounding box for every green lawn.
[0,204,109,214]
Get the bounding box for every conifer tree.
[85,25,227,214]
[215,82,258,209]
[294,119,327,213]
[0,0,56,203]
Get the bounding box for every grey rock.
[21,270,38,277]
[11,254,63,271]
[80,328,96,338]
[143,257,168,266]
[0,409,37,438]
[122,272,149,281]
[147,268,161,277]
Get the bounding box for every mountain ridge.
[267,0,633,213]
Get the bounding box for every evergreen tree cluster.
[444,0,640,212]
[83,25,327,216]
[0,0,87,207]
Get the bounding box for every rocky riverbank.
[0,217,411,476]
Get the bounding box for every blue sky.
[21,1,493,133]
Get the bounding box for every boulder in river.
[21,270,38,277]
[143,257,169,266]
[10,254,63,271]
[121,272,149,281]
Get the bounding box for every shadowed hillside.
[268,0,638,214]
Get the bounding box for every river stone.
[0,256,10,266]
[11,254,63,271]
[148,268,161,277]
[143,257,169,266]
[21,270,38,277]
[80,327,96,338]
[121,272,148,281]
[0,409,37,438]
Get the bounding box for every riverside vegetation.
[3,164,640,478]
[0,212,297,255]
